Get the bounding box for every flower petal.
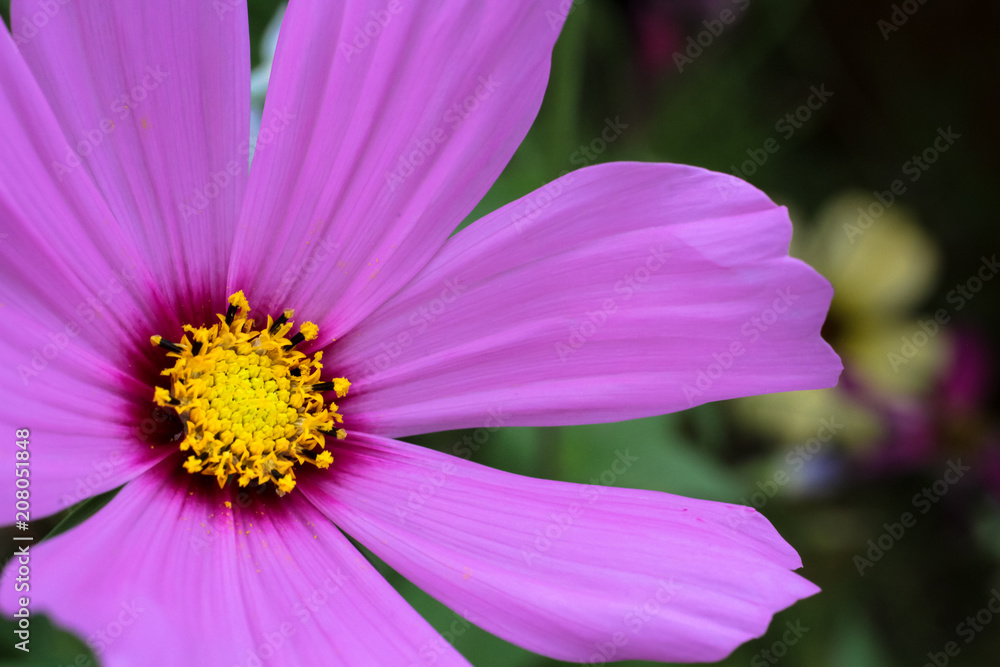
[334,162,842,436]
[12,0,251,302]
[305,433,819,664]
[230,0,569,334]
[1,463,470,667]
[0,27,170,518]
[0,323,171,519]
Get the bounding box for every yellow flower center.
[150,291,349,494]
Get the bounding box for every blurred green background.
[2,0,999,665]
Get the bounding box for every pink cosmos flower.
[0,1,841,665]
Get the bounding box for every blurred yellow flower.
[734,191,947,452]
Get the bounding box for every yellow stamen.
[151,292,349,495]
[332,378,351,398]
[228,290,250,311]
[299,321,319,341]
[315,451,334,468]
